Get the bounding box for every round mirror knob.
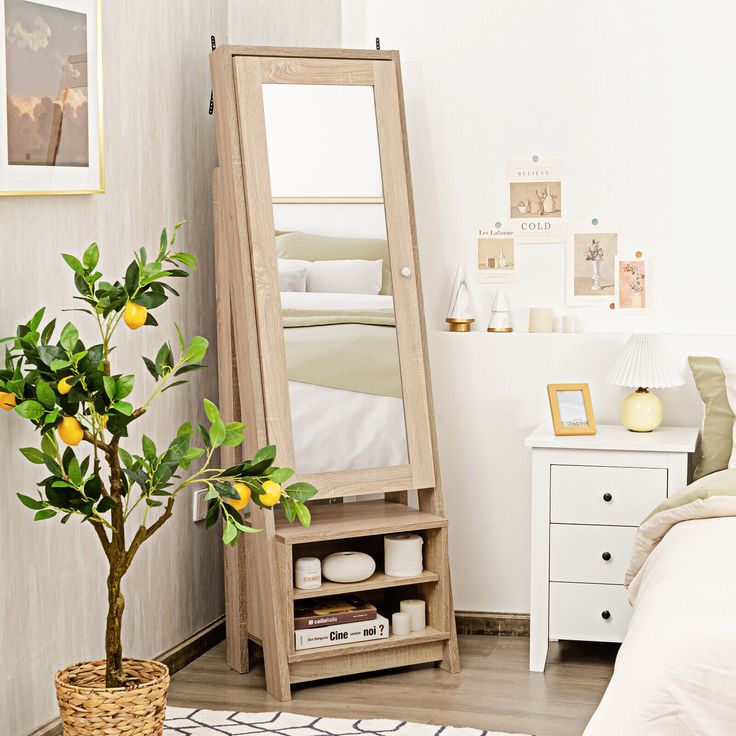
[603,492,613,502]
[400,267,412,277]
[602,552,612,561]
[601,610,611,620]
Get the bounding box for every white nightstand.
[525,424,699,672]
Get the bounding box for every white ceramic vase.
[590,260,602,291]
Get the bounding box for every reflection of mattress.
[289,380,408,474]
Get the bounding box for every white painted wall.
[342,1,736,612]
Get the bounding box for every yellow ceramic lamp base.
[621,388,663,432]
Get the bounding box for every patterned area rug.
[164,709,532,736]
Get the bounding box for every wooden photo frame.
[547,383,597,436]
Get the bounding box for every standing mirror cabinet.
[210,45,460,700]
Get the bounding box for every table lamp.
[605,334,684,432]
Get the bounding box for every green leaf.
[222,519,237,545]
[295,501,311,528]
[177,421,193,438]
[119,448,134,469]
[41,433,57,457]
[284,481,319,502]
[60,323,79,353]
[267,467,294,484]
[185,337,209,363]
[209,417,226,449]
[35,380,56,409]
[204,500,220,529]
[203,398,220,425]
[173,363,206,376]
[124,260,140,295]
[115,375,135,400]
[41,318,57,344]
[142,356,159,380]
[174,323,186,352]
[204,488,219,502]
[17,493,45,510]
[112,401,133,416]
[161,380,187,393]
[253,445,277,465]
[222,422,245,447]
[159,228,168,259]
[97,496,117,514]
[83,242,99,271]
[62,254,84,275]
[50,359,72,371]
[68,457,83,486]
[61,513,72,524]
[280,496,297,524]
[15,400,45,420]
[103,375,117,401]
[19,447,45,464]
[29,307,45,331]
[142,435,156,463]
[170,252,198,269]
[34,509,57,521]
[145,498,163,508]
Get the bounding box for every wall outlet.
[192,489,209,523]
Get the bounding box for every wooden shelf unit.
[292,569,440,600]
[289,626,449,663]
[275,499,447,544]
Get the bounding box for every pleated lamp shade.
[605,334,684,389]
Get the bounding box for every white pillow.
[719,357,736,468]
[278,258,308,292]
[306,259,383,295]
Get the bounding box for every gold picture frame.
[547,383,597,436]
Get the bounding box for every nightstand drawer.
[550,465,667,526]
[550,524,637,584]
[549,582,632,642]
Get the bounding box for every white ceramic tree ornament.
[487,289,513,332]
[445,266,475,332]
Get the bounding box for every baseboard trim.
[26,616,226,736]
[455,610,530,637]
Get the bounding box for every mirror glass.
[262,83,409,475]
[557,390,588,428]
[263,84,383,198]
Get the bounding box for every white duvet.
[584,516,736,735]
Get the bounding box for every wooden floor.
[169,635,618,736]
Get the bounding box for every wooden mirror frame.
[216,47,435,499]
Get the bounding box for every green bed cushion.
[689,356,734,480]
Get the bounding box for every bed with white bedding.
[281,291,408,474]
[584,469,736,735]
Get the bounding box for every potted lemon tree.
[0,225,316,736]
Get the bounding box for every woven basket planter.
[55,658,169,736]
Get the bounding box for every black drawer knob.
[602,552,612,561]
[603,492,613,502]
[601,610,611,620]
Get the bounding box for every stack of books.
[294,595,389,651]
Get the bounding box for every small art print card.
[615,257,651,312]
[506,158,564,242]
[566,223,619,306]
[477,225,515,283]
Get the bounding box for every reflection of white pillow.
[306,259,383,295]
[719,358,736,468]
[278,258,308,292]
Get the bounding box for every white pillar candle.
[562,315,580,333]
[528,307,554,333]
[400,599,426,632]
[391,611,412,636]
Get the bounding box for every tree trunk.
[105,559,126,688]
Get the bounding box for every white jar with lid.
[294,557,322,590]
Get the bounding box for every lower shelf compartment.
[289,626,449,663]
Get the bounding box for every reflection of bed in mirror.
[276,231,408,474]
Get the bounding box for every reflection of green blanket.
[282,308,395,328]
[284,323,402,398]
